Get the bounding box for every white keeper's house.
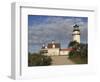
[40,24,80,56]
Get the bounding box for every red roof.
[60,48,74,51]
[47,43,60,48]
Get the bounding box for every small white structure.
[60,48,73,56]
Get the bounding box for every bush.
[28,53,52,66]
[68,42,88,64]
[68,50,79,58]
[68,41,88,58]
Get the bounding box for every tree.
[68,41,80,58]
[68,41,88,58]
[68,41,88,64]
[68,41,80,50]
[79,43,88,58]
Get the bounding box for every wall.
[60,50,69,56]
[48,48,60,56]
[73,31,80,43]
[73,34,80,43]
[0,0,100,81]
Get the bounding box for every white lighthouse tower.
[72,24,80,43]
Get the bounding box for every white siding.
[47,48,59,56]
[73,35,80,43]
[60,51,69,56]
[73,31,80,43]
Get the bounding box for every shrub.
[28,53,52,66]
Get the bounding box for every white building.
[40,40,60,56]
[40,24,80,56]
[72,24,80,43]
[60,48,73,56]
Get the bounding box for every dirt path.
[51,55,75,65]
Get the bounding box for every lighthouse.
[72,24,80,43]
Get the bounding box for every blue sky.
[28,15,88,53]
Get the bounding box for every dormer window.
[52,44,55,48]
